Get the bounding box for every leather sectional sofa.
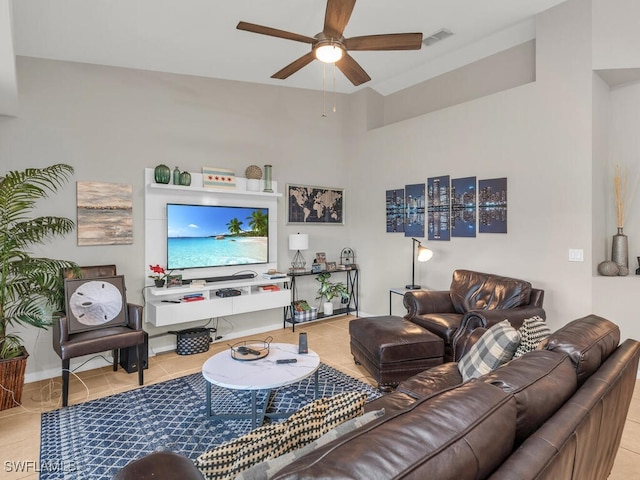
[271,315,639,479]
[115,314,638,480]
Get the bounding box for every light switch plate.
[569,249,584,262]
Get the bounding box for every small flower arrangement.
[149,264,167,286]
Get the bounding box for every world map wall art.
[287,184,344,224]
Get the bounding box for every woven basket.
[0,347,28,411]
[168,328,214,355]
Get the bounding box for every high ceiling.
[10,0,568,96]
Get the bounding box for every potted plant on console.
[148,264,168,288]
[0,164,77,411]
[315,272,349,316]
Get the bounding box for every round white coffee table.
[202,343,320,428]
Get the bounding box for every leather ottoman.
[349,316,444,391]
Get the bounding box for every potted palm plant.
[315,272,349,316]
[0,164,77,410]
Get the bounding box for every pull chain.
[322,63,327,117]
[332,63,337,113]
[321,63,337,117]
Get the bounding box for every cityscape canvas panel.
[478,177,508,233]
[451,176,477,237]
[386,189,405,232]
[427,175,451,241]
[404,184,425,237]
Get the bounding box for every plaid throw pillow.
[458,320,521,381]
[195,391,367,480]
[513,316,551,358]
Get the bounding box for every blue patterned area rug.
[39,363,380,480]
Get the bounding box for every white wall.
[592,80,640,343]
[0,0,18,116]
[2,0,640,382]
[346,0,594,333]
[592,0,640,70]
[0,58,353,380]
[590,0,640,345]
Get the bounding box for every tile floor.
[0,315,638,479]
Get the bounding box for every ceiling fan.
[237,0,423,86]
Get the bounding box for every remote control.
[236,346,261,356]
[276,359,297,364]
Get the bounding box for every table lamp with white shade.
[289,233,309,272]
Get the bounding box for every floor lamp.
[406,237,433,289]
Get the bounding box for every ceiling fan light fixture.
[315,43,344,64]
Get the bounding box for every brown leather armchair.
[404,269,545,362]
[52,265,145,407]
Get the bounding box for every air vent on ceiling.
[423,29,454,47]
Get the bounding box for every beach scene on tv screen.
[167,204,268,269]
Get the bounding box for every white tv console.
[146,277,291,327]
[143,167,286,328]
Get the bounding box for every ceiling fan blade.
[346,33,423,51]
[323,0,356,37]
[271,52,316,80]
[237,21,315,44]
[336,53,371,86]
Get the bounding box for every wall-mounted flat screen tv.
[167,204,269,270]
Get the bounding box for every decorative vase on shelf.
[179,171,191,186]
[246,165,262,192]
[263,164,273,193]
[154,164,171,184]
[154,279,165,288]
[323,301,334,316]
[611,227,628,272]
[598,261,619,276]
[173,167,181,185]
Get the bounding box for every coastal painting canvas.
[77,182,133,246]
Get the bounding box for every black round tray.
[229,337,272,361]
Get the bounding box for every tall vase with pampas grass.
[612,165,638,274]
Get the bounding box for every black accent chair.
[52,265,145,407]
